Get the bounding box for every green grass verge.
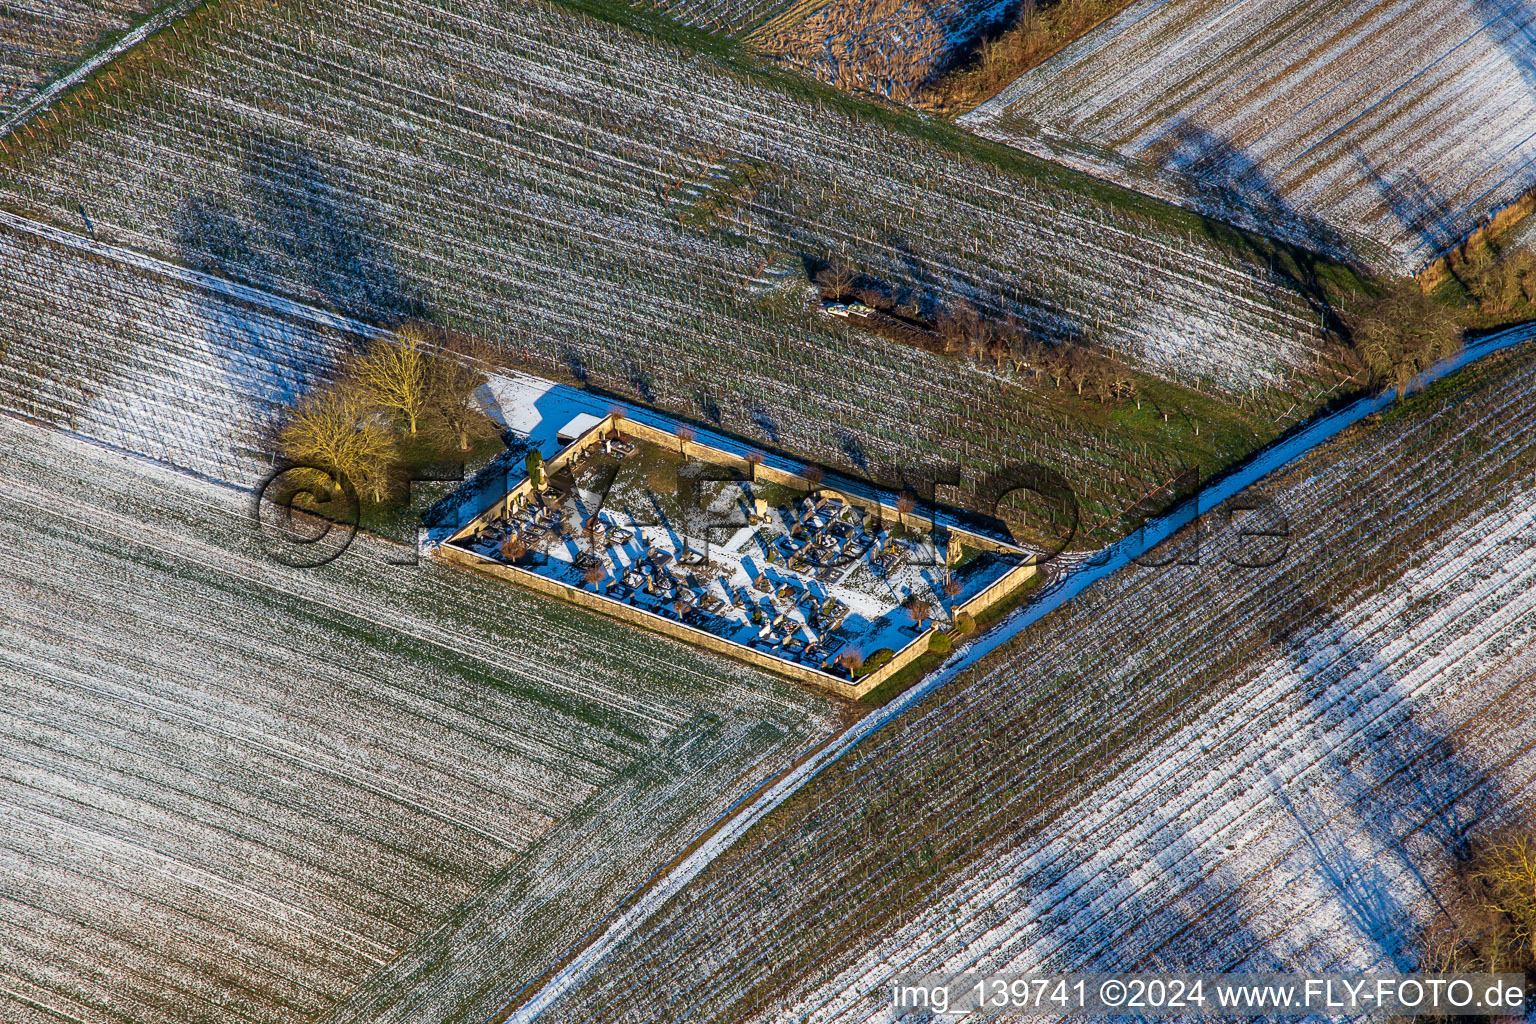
[356,425,506,538]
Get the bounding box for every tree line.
[819,241,1536,407]
[815,263,1141,407]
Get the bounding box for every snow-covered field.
[0,186,847,1024]
[785,496,1536,1022]
[964,0,1536,272]
[0,416,838,1024]
[530,337,1536,1022]
[0,218,356,486]
[0,0,1355,532]
[0,0,158,122]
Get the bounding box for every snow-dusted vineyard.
[0,223,355,486]
[760,0,1011,100]
[0,418,837,1024]
[789,519,1536,1022]
[0,0,1351,529]
[0,0,157,120]
[964,0,1536,272]
[633,0,796,35]
[536,340,1536,1022]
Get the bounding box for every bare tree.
[1062,348,1095,396]
[855,286,892,310]
[986,333,1012,370]
[816,263,855,299]
[1475,835,1536,963]
[428,332,492,451]
[1346,281,1461,395]
[933,310,967,356]
[964,317,992,364]
[355,325,430,434]
[279,385,395,501]
[904,596,932,630]
[895,491,916,532]
[1039,345,1069,390]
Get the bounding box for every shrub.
[1345,281,1462,395]
[852,647,895,678]
[929,631,952,653]
[954,611,976,634]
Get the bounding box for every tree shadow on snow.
[1149,120,1354,335]
[168,134,427,460]
[1351,148,1464,264]
[1263,592,1506,967]
[1477,0,1536,97]
[175,136,420,324]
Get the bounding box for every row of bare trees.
[821,256,1487,411]
[817,265,1140,406]
[277,325,493,501]
[935,301,1140,403]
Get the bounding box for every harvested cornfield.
[0,415,838,1024]
[755,0,1012,100]
[964,0,1536,273]
[531,335,1536,1022]
[0,0,1366,541]
[0,0,163,120]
